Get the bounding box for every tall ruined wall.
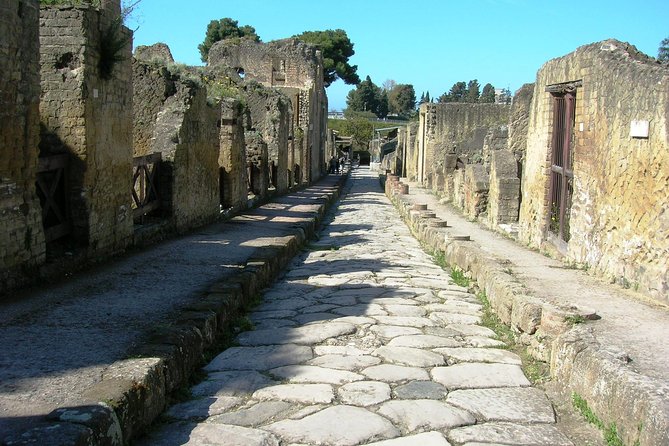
[519,39,669,302]
[0,0,46,291]
[508,83,534,163]
[149,78,220,231]
[40,3,133,254]
[244,83,290,193]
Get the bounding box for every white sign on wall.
[630,120,649,138]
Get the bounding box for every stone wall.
[488,150,521,226]
[39,3,134,255]
[245,132,269,197]
[0,0,46,292]
[519,39,669,302]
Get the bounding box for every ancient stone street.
[139,167,573,446]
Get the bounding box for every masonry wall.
[0,0,46,292]
[519,39,669,302]
[219,98,247,210]
[39,3,133,254]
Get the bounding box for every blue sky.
[127,0,668,111]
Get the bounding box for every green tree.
[346,75,384,116]
[465,79,480,102]
[388,84,416,116]
[659,37,669,61]
[340,113,375,150]
[294,29,360,87]
[480,83,495,103]
[199,18,260,62]
[444,81,467,102]
[378,90,389,119]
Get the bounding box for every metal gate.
[36,154,71,242]
[547,91,576,245]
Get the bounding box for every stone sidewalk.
[0,173,348,444]
[138,168,574,446]
[386,178,669,446]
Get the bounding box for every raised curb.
[2,173,349,446]
[384,176,669,446]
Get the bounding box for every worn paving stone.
[393,381,448,399]
[339,381,392,406]
[236,322,356,346]
[429,312,481,325]
[446,387,556,423]
[425,302,483,315]
[435,347,522,365]
[388,334,461,348]
[372,316,436,327]
[362,364,430,382]
[264,405,399,445]
[366,431,452,445]
[139,422,281,446]
[205,345,313,371]
[308,354,381,370]
[448,422,574,446]
[384,305,427,317]
[208,401,294,427]
[374,346,445,367]
[369,325,422,339]
[377,399,476,432]
[191,371,275,397]
[313,345,372,356]
[463,336,507,348]
[165,396,242,420]
[252,384,334,404]
[431,363,530,389]
[332,304,388,316]
[268,365,364,384]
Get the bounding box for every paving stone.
[236,322,356,346]
[431,363,530,389]
[362,364,430,382]
[265,405,399,445]
[446,387,556,423]
[250,310,298,320]
[435,347,522,365]
[140,422,281,445]
[307,275,351,286]
[314,345,372,356]
[425,302,483,315]
[393,381,448,399]
[448,422,574,446]
[429,312,481,325]
[366,431,452,445]
[463,336,507,348]
[208,401,294,427]
[369,325,423,340]
[422,326,463,338]
[253,319,297,329]
[364,297,418,306]
[384,305,427,317]
[374,346,445,367]
[256,298,312,312]
[332,304,388,316]
[268,365,364,384]
[165,396,242,420]
[292,312,338,324]
[192,371,276,397]
[205,345,313,371]
[388,334,461,348]
[333,315,378,326]
[377,399,476,432]
[319,294,358,306]
[252,384,334,404]
[300,303,338,313]
[308,354,381,370]
[372,316,436,327]
[339,381,392,406]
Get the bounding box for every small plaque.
[630,120,649,138]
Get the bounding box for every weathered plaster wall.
[520,39,669,302]
[39,3,134,254]
[0,0,46,291]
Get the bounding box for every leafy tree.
[388,84,416,116]
[465,79,480,102]
[425,91,431,103]
[437,91,451,103]
[346,75,387,117]
[659,37,669,61]
[340,113,375,150]
[294,29,360,87]
[382,79,397,91]
[378,90,389,119]
[480,83,495,103]
[199,18,260,62]
[440,81,467,102]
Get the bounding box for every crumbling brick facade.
[0,0,46,291]
[519,39,669,302]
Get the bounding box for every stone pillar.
[245,132,269,198]
[488,150,520,226]
[219,98,248,210]
[0,0,46,292]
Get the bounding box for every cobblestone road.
[140,168,573,446]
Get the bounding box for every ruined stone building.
[0,1,329,296]
[394,39,669,304]
[207,38,328,185]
